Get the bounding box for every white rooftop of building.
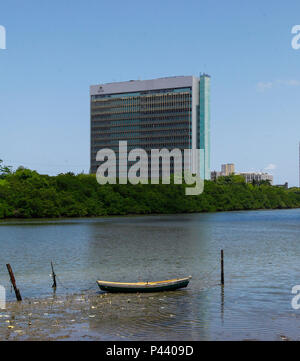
[90,75,208,96]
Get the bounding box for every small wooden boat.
[97,276,191,293]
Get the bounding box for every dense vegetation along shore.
[1,163,300,219]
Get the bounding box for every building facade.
[211,163,235,180]
[239,172,273,185]
[90,75,211,180]
[221,163,235,176]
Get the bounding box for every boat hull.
[97,277,191,293]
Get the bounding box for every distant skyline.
[1,1,300,185]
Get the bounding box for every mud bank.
[0,291,180,341]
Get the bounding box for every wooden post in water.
[6,264,22,301]
[51,261,57,289]
[221,250,224,286]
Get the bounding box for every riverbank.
[1,169,300,219]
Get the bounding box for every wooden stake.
[51,261,57,289]
[6,264,22,301]
[221,250,224,285]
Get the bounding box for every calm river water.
[1,209,300,340]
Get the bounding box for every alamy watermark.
[291,25,300,50]
[96,141,204,196]
[0,285,6,309]
[291,285,300,309]
[0,25,6,50]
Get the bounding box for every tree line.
[1,160,300,219]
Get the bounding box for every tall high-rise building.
[90,75,211,179]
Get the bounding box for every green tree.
[0,159,12,178]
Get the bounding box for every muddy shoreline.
[0,290,294,341]
[0,291,180,341]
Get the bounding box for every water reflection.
[86,290,211,341]
[1,209,300,339]
[221,285,224,325]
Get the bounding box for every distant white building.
[238,172,273,185]
[211,163,274,185]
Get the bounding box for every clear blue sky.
[1,0,300,185]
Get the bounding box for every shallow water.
[1,209,300,340]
